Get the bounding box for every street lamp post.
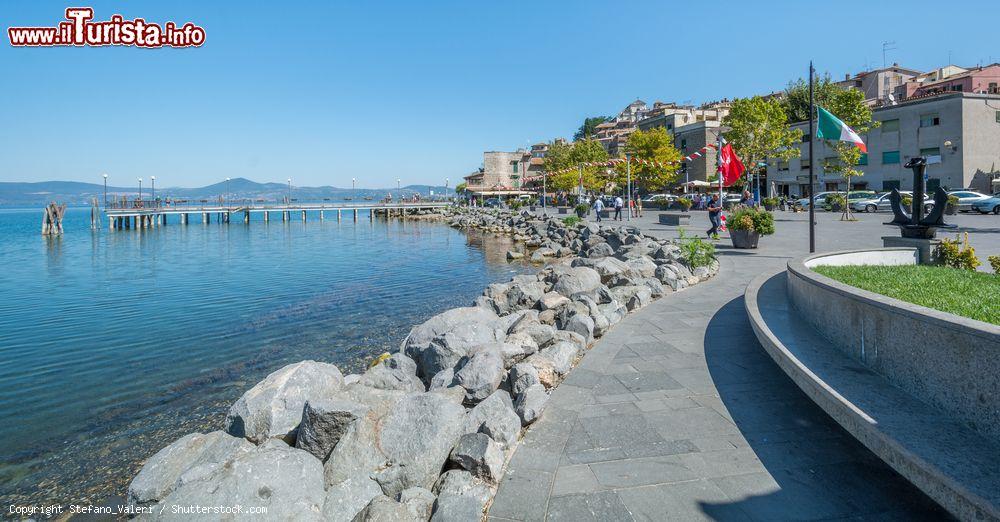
[287,178,291,205]
[226,177,231,208]
[445,177,449,201]
[138,177,143,203]
[352,177,356,200]
[626,153,632,222]
[103,174,108,207]
[151,176,156,207]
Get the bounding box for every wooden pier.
[102,202,450,230]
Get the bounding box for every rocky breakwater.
[127,208,717,521]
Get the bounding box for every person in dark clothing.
[706,194,723,238]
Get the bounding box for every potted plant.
[761,197,779,211]
[676,197,693,212]
[727,206,775,249]
[945,194,959,215]
[574,203,590,218]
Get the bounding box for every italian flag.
[816,106,867,153]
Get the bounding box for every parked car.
[794,191,838,208]
[971,196,1000,214]
[851,192,909,212]
[641,193,675,204]
[483,198,502,208]
[947,190,991,212]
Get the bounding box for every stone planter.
[575,209,587,218]
[764,204,776,211]
[658,213,690,226]
[557,207,568,215]
[945,204,957,215]
[730,229,761,249]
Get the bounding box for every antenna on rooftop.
[881,41,897,68]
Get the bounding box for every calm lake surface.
[0,207,528,505]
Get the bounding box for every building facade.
[463,150,535,197]
[766,92,1000,196]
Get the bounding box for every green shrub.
[902,194,913,207]
[825,194,846,207]
[509,199,523,210]
[989,255,1000,274]
[947,194,959,206]
[562,216,581,226]
[574,203,590,214]
[676,197,693,210]
[937,233,980,271]
[677,228,716,268]
[727,206,775,235]
[761,197,779,207]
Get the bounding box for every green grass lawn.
[813,264,1000,326]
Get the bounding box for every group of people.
[591,193,642,222]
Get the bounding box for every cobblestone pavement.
[488,208,962,521]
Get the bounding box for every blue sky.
[2,0,998,188]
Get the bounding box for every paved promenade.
[488,209,971,521]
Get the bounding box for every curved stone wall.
[787,248,1000,443]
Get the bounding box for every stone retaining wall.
[787,248,1000,443]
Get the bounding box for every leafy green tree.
[722,96,802,184]
[612,128,682,192]
[781,73,842,123]
[816,87,879,220]
[454,182,467,194]
[546,139,609,192]
[574,116,612,141]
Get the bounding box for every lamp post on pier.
[138,177,143,204]
[226,177,231,208]
[151,176,156,207]
[287,178,292,205]
[103,174,108,207]
[352,177,356,200]
[445,177,449,201]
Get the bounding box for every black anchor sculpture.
[885,156,955,239]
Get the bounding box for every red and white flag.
[718,143,745,187]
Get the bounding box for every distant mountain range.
[0,178,454,206]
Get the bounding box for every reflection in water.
[0,208,531,506]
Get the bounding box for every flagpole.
[808,60,816,253]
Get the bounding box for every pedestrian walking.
[706,194,723,238]
[613,195,624,221]
[592,197,605,222]
[739,190,754,207]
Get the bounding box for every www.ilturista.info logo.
[8,7,205,48]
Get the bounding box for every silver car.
[947,190,991,212]
[851,192,911,213]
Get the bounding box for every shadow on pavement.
[696,295,950,521]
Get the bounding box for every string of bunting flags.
[531,143,720,180]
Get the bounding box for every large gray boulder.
[398,487,436,520]
[515,384,550,425]
[402,307,506,383]
[448,433,504,483]
[451,345,505,403]
[431,470,491,521]
[561,310,595,341]
[358,353,425,393]
[373,393,468,497]
[127,431,253,509]
[321,473,383,522]
[150,444,325,521]
[509,363,540,397]
[354,495,422,522]
[465,390,521,449]
[295,398,369,461]
[225,361,345,444]
[551,266,601,297]
[624,256,658,278]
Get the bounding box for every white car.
[794,191,838,208]
[947,190,991,212]
[641,193,675,204]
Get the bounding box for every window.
[778,160,789,171]
[512,162,518,173]
[801,133,811,143]
[857,153,869,166]
[883,180,901,191]
[920,147,941,156]
[989,82,998,94]
[919,114,940,127]
[680,139,687,150]
[882,151,901,164]
[881,119,899,132]
[951,85,963,92]
[800,159,811,170]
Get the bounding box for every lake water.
[0,207,528,506]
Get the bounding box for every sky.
[1,0,998,188]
